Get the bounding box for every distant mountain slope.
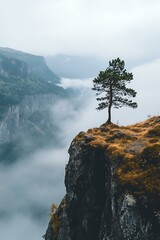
[0,48,65,162]
[45,54,106,79]
[0,47,60,84]
[0,49,63,105]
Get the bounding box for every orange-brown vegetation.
[50,203,60,237]
[50,197,66,238]
[74,116,160,196]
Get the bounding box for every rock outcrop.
[45,116,160,240]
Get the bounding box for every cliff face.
[0,93,62,162]
[0,93,59,145]
[45,116,160,240]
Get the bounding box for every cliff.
[0,93,61,145]
[0,48,65,162]
[45,116,160,240]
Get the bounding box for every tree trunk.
[107,82,112,123]
[107,104,111,123]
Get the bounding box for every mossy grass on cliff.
[50,203,60,238]
[74,116,160,196]
[50,197,66,239]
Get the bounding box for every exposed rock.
[45,116,160,240]
[83,135,95,143]
[108,130,126,140]
[100,126,109,132]
[0,93,60,145]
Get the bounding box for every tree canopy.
[92,58,138,123]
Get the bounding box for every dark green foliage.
[0,142,21,164]
[0,53,64,105]
[92,58,137,123]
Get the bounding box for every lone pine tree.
[92,58,138,123]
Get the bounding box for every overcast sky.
[0,0,160,62]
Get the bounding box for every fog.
[1,0,160,62]
[0,148,67,239]
[0,58,160,240]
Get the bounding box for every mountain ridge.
[0,48,64,105]
[0,47,60,83]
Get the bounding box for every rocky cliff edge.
[45,116,160,240]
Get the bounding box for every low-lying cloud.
[59,77,93,89]
[0,148,67,239]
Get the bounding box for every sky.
[0,1,160,239]
[0,0,160,63]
